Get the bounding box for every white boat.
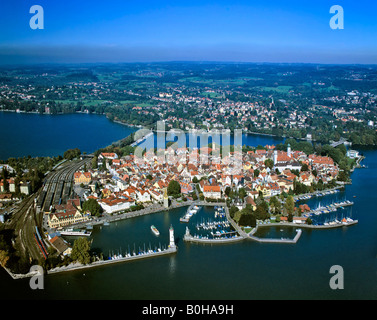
[60,228,91,236]
[151,225,160,236]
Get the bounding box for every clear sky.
[1,0,377,64]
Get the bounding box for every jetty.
[183,226,244,244]
[249,228,302,244]
[294,187,342,201]
[307,200,354,216]
[179,204,200,223]
[48,246,177,275]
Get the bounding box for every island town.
[0,125,362,278]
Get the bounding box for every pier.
[293,187,342,201]
[180,204,200,223]
[183,233,244,244]
[307,200,354,216]
[249,228,302,244]
[48,246,177,275]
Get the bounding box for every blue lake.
[0,111,285,160]
[0,112,137,160]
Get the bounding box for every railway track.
[2,158,92,265]
[39,158,90,213]
[8,193,43,262]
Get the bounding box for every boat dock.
[294,187,342,201]
[183,234,244,244]
[48,246,177,275]
[183,225,244,244]
[180,204,200,223]
[307,200,354,216]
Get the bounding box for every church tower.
[273,150,278,165]
[287,143,292,158]
[163,187,169,208]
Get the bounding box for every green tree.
[264,158,274,169]
[82,198,102,217]
[229,205,239,219]
[254,205,270,220]
[239,213,256,227]
[71,237,91,265]
[269,196,281,214]
[238,187,246,200]
[63,148,81,160]
[284,195,295,215]
[300,163,309,172]
[167,180,181,196]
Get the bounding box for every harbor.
[47,225,177,275]
[183,205,246,244]
[179,204,201,223]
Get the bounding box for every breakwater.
[249,228,302,244]
[47,246,177,275]
[183,234,244,244]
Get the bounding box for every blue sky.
[0,0,377,64]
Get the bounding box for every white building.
[98,196,135,214]
[346,150,359,159]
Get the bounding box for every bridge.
[330,138,350,148]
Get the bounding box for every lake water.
[0,112,136,160]
[0,112,377,300]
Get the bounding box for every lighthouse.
[169,225,176,249]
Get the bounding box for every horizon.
[1,60,377,67]
[1,0,377,65]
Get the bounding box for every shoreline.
[3,109,377,148]
[2,200,359,279]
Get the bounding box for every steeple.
[163,187,169,208]
[287,143,291,158]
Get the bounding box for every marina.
[307,200,354,216]
[179,204,201,223]
[49,225,177,274]
[183,205,245,244]
[294,187,341,201]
